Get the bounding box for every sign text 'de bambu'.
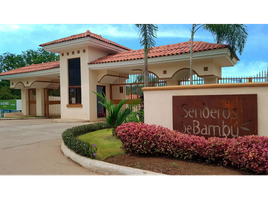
[173,94,257,138]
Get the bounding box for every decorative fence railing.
[179,74,204,85]
[179,69,268,85]
[218,70,268,83]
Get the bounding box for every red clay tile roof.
[89,41,239,64]
[40,30,131,51]
[0,61,60,76]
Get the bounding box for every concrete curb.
[0,117,46,120]
[53,119,90,123]
[61,141,166,175]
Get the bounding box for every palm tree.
[93,91,141,136]
[189,24,248,85]
[135,24,158,87]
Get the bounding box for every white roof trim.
[0,68,60,80]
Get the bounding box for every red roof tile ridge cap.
[196,40,229,46]
[40,30,131,50]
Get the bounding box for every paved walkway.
[0,119,103,175]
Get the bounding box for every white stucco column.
[89,70,98,121]
[21,89,29,116]
[36,88,45,116]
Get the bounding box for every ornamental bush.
[116,122,268,174]
[62,122,111,158]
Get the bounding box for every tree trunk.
[144,50,149,87]
[112,128,117,136]
[190,24,195,85]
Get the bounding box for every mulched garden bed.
[104,154,251,175]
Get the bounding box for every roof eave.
[88,48,237,69]
[0,68,60,80]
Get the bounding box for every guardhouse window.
[119,86,123,93]
[68,58,81,104]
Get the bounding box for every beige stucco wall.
[21,89,29,116]
[143,83,268,137]
[59,46,110,121]
[149,58,220,80]
[60,47,90,120]
[10,78,36,89]
[10,77,60,89]
[36,88,45,116]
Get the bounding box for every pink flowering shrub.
[223,136,268,174]
[116,122,268,174]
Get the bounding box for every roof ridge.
[40,30,131,51]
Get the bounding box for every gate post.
[21,89,29,116]
[36,88,45,116]
[44,89,49,118]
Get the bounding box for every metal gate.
[44,88,61,118]
[110,72,166,106]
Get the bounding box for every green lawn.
[77,128,125,160]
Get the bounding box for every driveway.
[0,119,103,175]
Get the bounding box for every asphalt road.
[0,118,103,175]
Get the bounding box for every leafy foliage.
[62,122,111,158]
[135,24,158,87]
[189,24,248,84]
[202,24,248,59]
[125,112,143,123]
[0,48,59,100]
[0,86,17,100]
[0,48,59,73]
[93,91,141,136]
[135,24,158,52]
[117,122,268,174]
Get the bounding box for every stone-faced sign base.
[173,94,257,138]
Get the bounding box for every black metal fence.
[178,69,268,85]
[179,74,204,85]
[218,69,268,84]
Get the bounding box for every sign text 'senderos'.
[172,95,257,138]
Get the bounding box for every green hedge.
[62,122,111,158]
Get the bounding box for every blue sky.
[0,24,267,78]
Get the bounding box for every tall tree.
[0,48,59,73]
[0,53,26,72]
[0,85,17,100]
[189,24,248,85]
[135,24,158,87]
[0,48,59,100]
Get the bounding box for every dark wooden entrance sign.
[173,94,257,138]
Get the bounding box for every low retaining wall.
[142,82,268,138]
[4,112,23,117]
[61,141,164,175]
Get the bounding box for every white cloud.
[88,24,138,38]
[31,24,138,38]
[0,24,212,41]
[0,24,33,32]
[222,60,268,77]
[60,24,202,39]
